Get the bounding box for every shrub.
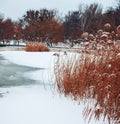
[54,45,120,124]
[25,42,50,52]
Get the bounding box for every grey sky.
[0,0,116,21]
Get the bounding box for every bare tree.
[64,11,81,40]
[79,3,103,33]
[63,3,103,47]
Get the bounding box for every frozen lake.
[0,52,107,124]
[0,55,41,87]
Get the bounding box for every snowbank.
[0,86,107,124]
[0,51,59,83]
[1,51,55,69]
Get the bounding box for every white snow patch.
[0,86,107,124]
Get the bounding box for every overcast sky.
[0,0,116,21]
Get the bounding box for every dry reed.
[54,45,120,124]
[25,42,50,52]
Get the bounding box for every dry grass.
[25,42,50,52]
[54,45,120,124]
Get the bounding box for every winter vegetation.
[0,1,120,124]
[25,42,50,52]
[54,44,120,124]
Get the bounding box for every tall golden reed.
[54,45,120,124]
[25,42,50,52]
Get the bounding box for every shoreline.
[0,46,82,53]
[0,46,25,51]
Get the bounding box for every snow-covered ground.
[0,51,107,124]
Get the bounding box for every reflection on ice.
[0,55,42,87]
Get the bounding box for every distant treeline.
[0,1,120,45]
